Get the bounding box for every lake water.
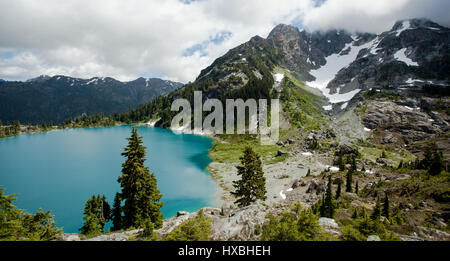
[0,125,217,233]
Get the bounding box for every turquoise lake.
[0,125,217,233]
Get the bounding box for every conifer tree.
[100,195,111,226]
[429,150,444,176]
[397,160,403,169]
[346,169,353,193]
[338,154,345,171]
[306,168,311,177]
[232,146,267,207]
[118,128,163,229]
[335,179,342,200]
[355,181,359,195]
[80,194,110,235]
[351,208,358,219]
[320,175,335,218]
[111,192,122,231]
[421,143,435,169]
[371,196,382,221]
[383,193,390,219]
[350,156,357,171]
[12,120,20,134]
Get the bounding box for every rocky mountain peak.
[267,24,301,40]
[391,18,445,32]
[26,75,51,83]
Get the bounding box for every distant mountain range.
[0,75,182,124]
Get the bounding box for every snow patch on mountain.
[307,37,376,103]
[395,20,411,37]
[394,48,418,66]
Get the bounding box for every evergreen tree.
[397,160,403,169]
[118,128,163,229]
[429,150,444,176]
[421,143,435,169]
[383,193,390,220]
[111,192,122,231]
[320,176,335,218]
[381,150,387,158]
[350,156,357,171]
[100,195,111,225]
[338,154,345,171]
[351,208,359,219]
[12,120,20,134]
[335,179,342,200]
[361,165,366,172]
[306,168,311,177]
[355,181,359,195]
[231,146,267,207]
[79,194,110,236]
[371,196,382,221]
[346,169,353,193]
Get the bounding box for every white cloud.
[0,0,312,82]
[303,0,450,33]
[0,0,448,82]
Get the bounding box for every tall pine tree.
[231,147,267,207]
[118,128,163,229]
[111,192,122,231]
[335,179,342,200]
[346,169,353,193]
[383,193,390,220]
[80,194,110,236]
[371,196,382,221]
[320,175,335,218]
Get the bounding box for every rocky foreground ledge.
[58,203,450,241]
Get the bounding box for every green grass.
[275,67,330,131]
[358,145,416,166]
[209,134,284,164]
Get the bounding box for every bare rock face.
[367,235,381,241]
[318,217,341,236]
[58,233,81,241]
[306,179,319,193]
[416,227,450,241]
[362,100,449,144]
[156,205,267,241]
[85,229,142,241]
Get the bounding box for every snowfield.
[307,36,376,104]
[394,48,418,66]
[395,20,411,37]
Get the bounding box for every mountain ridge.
[0,75,183,124]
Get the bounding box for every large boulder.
[177,211,189,217]
[367,235,381,241]
[337,144,358,155]
[306,179,319,193]
[318,217,341,236]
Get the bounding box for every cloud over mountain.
[0,0,448,82]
